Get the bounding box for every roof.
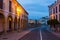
[16,0,29,15]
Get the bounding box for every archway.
[8,16,13,31]
[0,13,5,32]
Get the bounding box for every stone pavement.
[51,31,60,38]
[0,28,36,40]
[47,26,60,38]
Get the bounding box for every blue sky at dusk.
[17,0,56,20]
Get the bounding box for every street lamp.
[17,7,23,19]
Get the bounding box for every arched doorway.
[0,13,5,32]
[8,16,13,31]
[14,16,17,30]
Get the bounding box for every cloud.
[24,4,48,12]
[28,11,49,19]
[18,0,56,6]
[17,0,56,19]
[17,0,34,5]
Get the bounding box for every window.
[9,1,12,12]
[56,7,57,13]
[56,15,57,19]
[0,0,3,9]
[50,10,52,13]
[3,3,5,10]
[59,14,60,21]
[59,4,60,12]
[53,8,55,14]
[49,9,52,16]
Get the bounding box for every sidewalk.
[0,28,36,40]
[52,31,60,37]
[50,29,60,38]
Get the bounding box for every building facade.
[49,0,60,22]
[0,0,28,33]
[38,16,49,24]
[28,19,36,24]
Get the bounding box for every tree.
[47,19,59,28]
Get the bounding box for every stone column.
[16,17,18,31]
[17,19,20,32]
[20,18,22,31]
[21,19,23,30]
[3,17,7,34]
[11,19,14,32]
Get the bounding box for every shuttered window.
[0,0,3,9]
[9,1,12,12]
[59,4,60,12]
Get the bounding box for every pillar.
[17,19,20,32]
[3,17,7,34]
[11,18,14,32]
[16,17,18,31]
[20,18,22,31]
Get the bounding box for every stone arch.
[0,13,5,32]
[8,15,13,31]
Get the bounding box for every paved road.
[19,29,40,40]
[42,30,60,40]
[19,24,60,40]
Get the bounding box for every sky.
[17,0,56,20]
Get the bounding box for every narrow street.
[42,30,60,40]
[1,0,60,40]
[19,24,60,40]
[19,29,40,40]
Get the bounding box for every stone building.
[0,0,28,33]
[49,0,60,22]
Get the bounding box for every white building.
[38,16,49,24]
